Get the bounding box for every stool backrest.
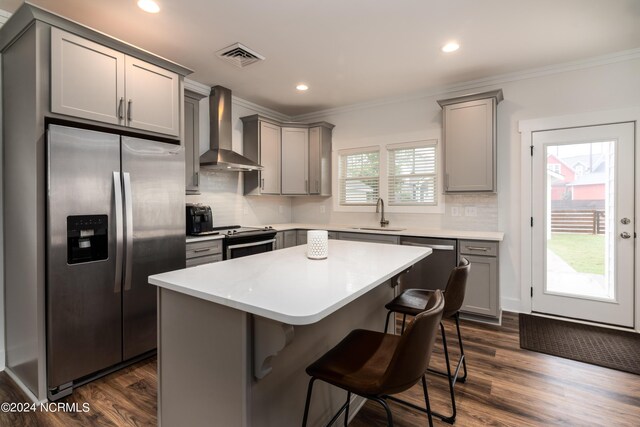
[379,290,444,394]
[443,257,470,318]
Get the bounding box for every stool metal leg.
[302,377,316,427]
[426,321,457,424]
[400,314,407,334]
[370,397,394,427]
[384,310,393,333]
[344,391,351,427]
[455,313,468,383]
[422,375,434,427]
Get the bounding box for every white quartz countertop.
[186,234,225,243]
[149,240,431,325]
[264,223,504,241]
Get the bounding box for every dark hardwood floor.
[1,312,638,426]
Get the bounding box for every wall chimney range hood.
[200,85,263,171]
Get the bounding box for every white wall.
[185,94,293,226]
[291,55,640,312]
[0,9,10,371]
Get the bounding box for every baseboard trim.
[5,367,47,404]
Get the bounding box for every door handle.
[127,99,133,122]
[123,172,134,291]
[620,232,631,239]
[118,97,124,120]
[113,172,124,293]
[402,242,455,251]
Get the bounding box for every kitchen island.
[149,239,431,427]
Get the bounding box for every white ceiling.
[2,0,639,115]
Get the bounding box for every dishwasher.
[399,237,458,292]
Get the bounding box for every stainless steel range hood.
[200,85,263,171]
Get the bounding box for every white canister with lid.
[306,230,328,259]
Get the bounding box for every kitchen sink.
[350,226,406,232]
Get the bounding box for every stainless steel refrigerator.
[46,124,185,399]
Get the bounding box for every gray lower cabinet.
[276,230,299,249]
[459,240,499,318]
[186,239,223,267]
[283,230,297,248]
[337,232,399,245]
[296,230,307,245]
[184,90,206,194]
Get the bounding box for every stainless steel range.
[191,225,277,259]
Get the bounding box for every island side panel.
[159,288,249,427]
[249,281,394,427]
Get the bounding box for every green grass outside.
[547,233,605,275]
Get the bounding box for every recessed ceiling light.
[442,42,460,53]
[137,0,160,13]
[296,84,309,91]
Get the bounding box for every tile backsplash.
[186,170,292,227]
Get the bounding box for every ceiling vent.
[216,43,265,68]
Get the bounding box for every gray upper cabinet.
[308,123,334,196]
[260,121,282,194]
[281,126,309,195]
[184,90,206,194]
[242,115,333,197]
[438,89,503,193]
[243,116,282,195]
[124,56,180,136]
[51,28,180,137]
[51,28,125,126]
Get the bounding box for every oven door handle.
[226,238,276,259]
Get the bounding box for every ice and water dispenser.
[67,215,108,264]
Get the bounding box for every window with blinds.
[338,148,380,205]
[388,141,437,205]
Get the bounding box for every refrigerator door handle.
[123,172,134,291]
[113,172,124,293]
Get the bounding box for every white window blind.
[388,141,437,205]
[339,148,380,205]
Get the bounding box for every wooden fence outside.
[551,210,605,234]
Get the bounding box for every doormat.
[519,313,640,375]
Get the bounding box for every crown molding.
[232,96,291,122]
[292,48,640,121]
[183,78,211,96]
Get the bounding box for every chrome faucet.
[376,198,389,228]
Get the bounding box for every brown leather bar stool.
[384,257,470,424]
[302,290,445,427]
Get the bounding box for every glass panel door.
[531,123,634,327]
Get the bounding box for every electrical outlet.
[243,207,249,215]
[451,206,460,217]
[279,205,284,214]
[465,206,477,217]
[320,205,326,214]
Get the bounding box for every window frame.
[333,139,444,214]
[336,146,381,208]
[387,139,438,207]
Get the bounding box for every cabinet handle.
[195,171,199,186]
[261,178,265,190]
[127,99,133,122]
[465,246,489,252]
[118,97,124,120]
[305,179,308,192]
[445,173,449,190]
[193,248,212,253]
